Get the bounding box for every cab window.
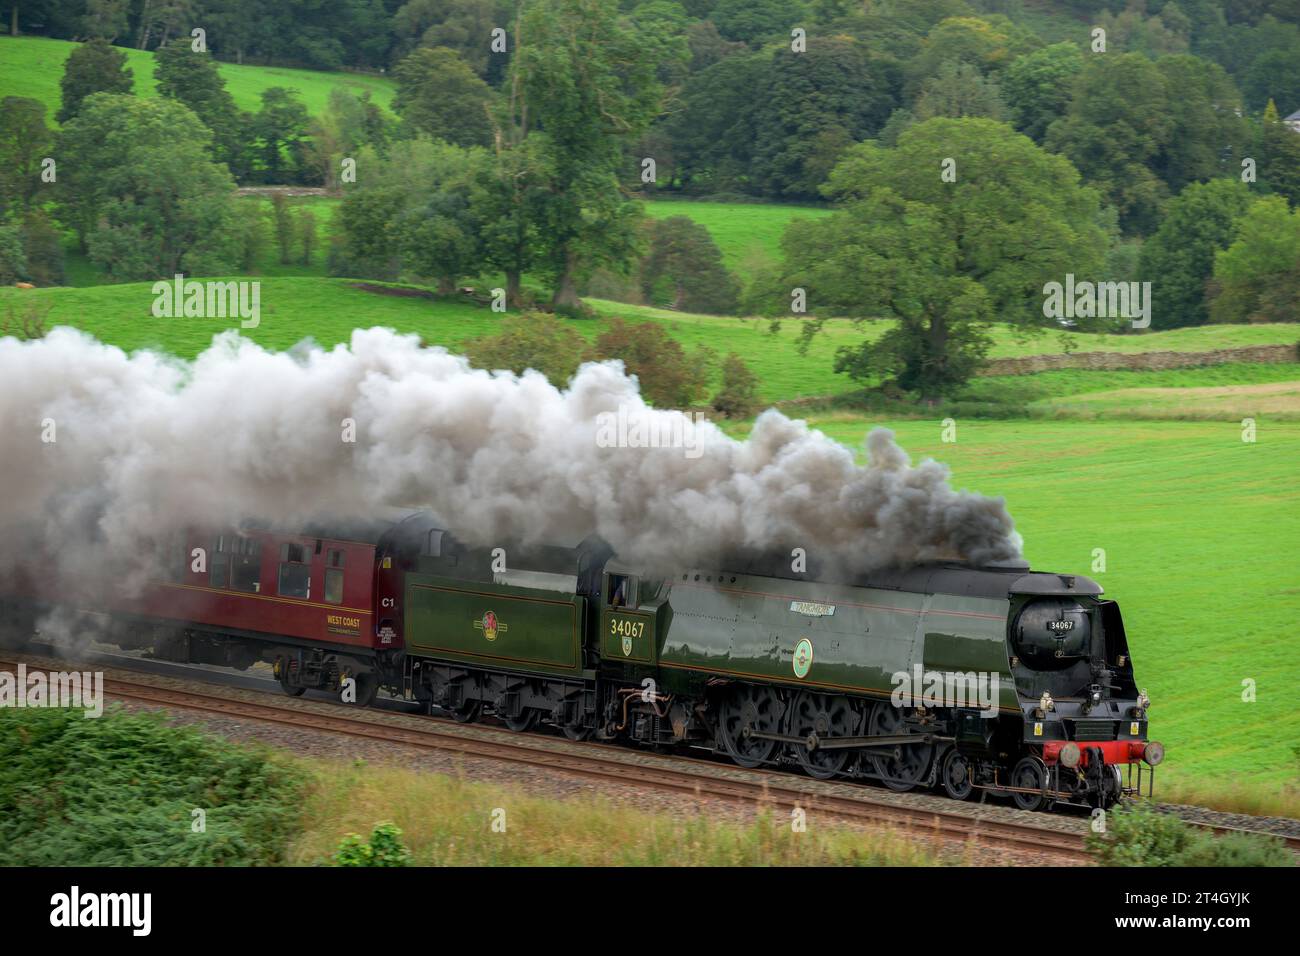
[607,574,635,608]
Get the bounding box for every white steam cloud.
[0,327,1021,588]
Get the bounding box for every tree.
[711,353,760,418]
[665,52,767,193]
[332,138,492,288]
[305,88,391,191]
[1046,53,1172,234]
[593,318,712,407]
[298,208,317,266]
[82,0,130,40]
[711,0,808,45]
[1208,196,1300,324]
[474,133,556,308]
[464,312,593,385]
[54,94,239,279]
[19,210,65,286]
[511,0,684,308]
[57,37,132,124]
[1153,54,1246,194]
[1137,179,1253,328]
[271,193,294,264]
[1000,42,1084,142]
[392,46,495,147]
[904,15,1036,100]
[251,87,311,184]
[774,118,1106,402]
[0,97,51,217]
[0,222,25,285]
[394,144,491,292]
[748,38,898,199]
[914,61,1007,122]
[391,0,512,80]
[1256,100,1300,207]
[153,38,248,178]
[639,216,740,314]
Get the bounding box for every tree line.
[1,0,1298,403]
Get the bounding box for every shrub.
[20,211,64,286]
[593,317,713,407]
[334,822,411,867]
[1087,803,1294,867]
[464,312,593,385]
[1,298,51,340]
[0,706,304,865]
[711,352,761,418]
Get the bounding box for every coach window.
[210,535,231,588]
[324,549,345,605]
[278,542,311,599]
[230,537,262,593]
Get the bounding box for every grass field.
[293,760,938,865]
[0,36,396,124]
[7,277,1297,408]
[713,416,1297,805]
[642,198,831,284]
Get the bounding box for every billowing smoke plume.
[0,327,1021,590]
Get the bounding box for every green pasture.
[0,36,396,124]
[642,198,831,284]
[4,277,1298,409]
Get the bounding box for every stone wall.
[977,343,1299,377]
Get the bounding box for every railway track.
[4,653,1296,861]
[1,654,1088,859]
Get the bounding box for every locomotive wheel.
[1010,756,1050,811]
[939,748,975,801]
[504,709,539,733]
[789,691,858,779]
[279,675,306,697]
[868,704,934,792]
[450,699,482,723]
[718,684,782,768]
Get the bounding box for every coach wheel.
[868,704,934,792]
[939,748,975,801]
[718,684,782,769]
[340,669,379,707]
[1010,756,1050,812]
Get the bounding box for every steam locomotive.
[0,510,1162,810]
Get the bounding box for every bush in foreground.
[0,705,304,866]
[1086,803,1292,867]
